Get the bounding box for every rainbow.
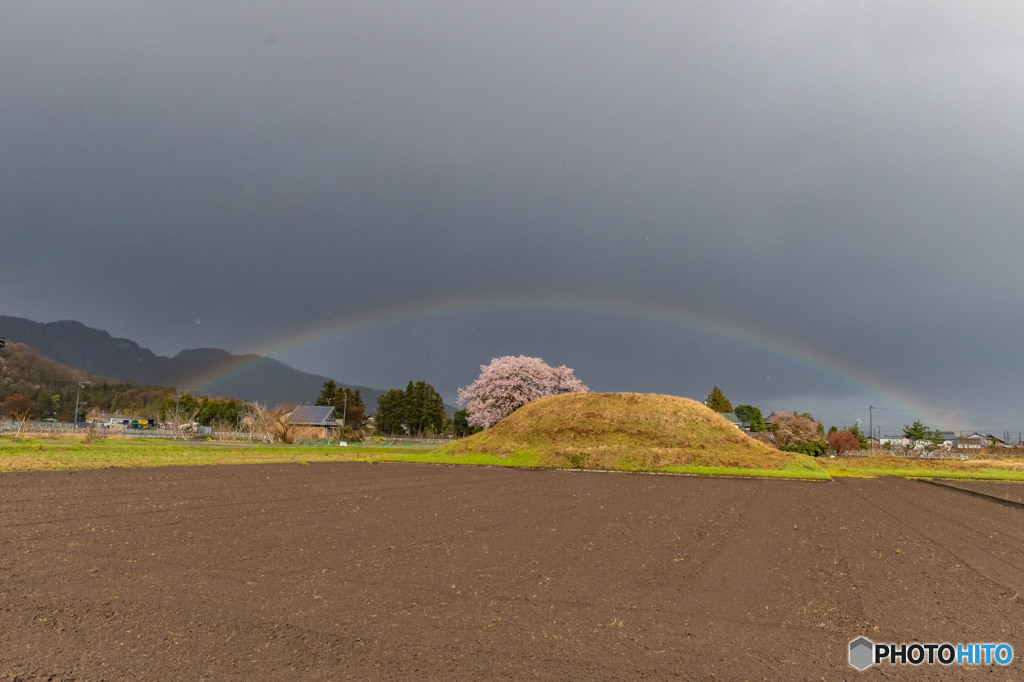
[183,291,948,424]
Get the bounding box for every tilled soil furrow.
[839,478,1024,595]
[2,464,1023,679]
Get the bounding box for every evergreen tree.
[734,404,765,432]
[316,380,337,407]
[403,380,420,434]
[375,389,407,435]
[374,381,446,436]
[453,409,482,437]
[903,420,929,443]
[178,393,199,417]
[705,386,733,413]
[847,421,869,449]
[405,380,446,436]
[333,387,365,428]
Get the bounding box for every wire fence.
[836,449,972,461]
[1,420,80,435]
[1,421,457,446]
[835,446,1024,460]
[0,420,261,442]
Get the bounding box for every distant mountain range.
[0,314,387,408]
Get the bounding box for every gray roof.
[747,431,776,446]
[957,433,989,442]
[289,405,338,426]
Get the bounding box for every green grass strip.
[824,465,1024,481]
[3,437,1024,481]
[376,451,541,467]
[0,439,419,471]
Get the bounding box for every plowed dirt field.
[2,463,1022,679]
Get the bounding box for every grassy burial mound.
[441,392,825,477]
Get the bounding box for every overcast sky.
[3,1,1023,433]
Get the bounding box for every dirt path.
[1,464,1022,679]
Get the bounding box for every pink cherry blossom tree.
[457,355,588,429]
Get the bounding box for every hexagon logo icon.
[849,636,875,671]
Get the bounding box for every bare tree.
[163,406,202,440]
[245,402,296,443]
[3,399,34,440]
[3,394,36,441]
[11,407,35,441]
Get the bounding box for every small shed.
[288,405,339,440]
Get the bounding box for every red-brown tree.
[826,430,859,457]
[2,394,35,421]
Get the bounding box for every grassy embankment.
[431,392,829,479]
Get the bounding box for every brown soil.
[933,479,1024,505]
[1,463,1022,679]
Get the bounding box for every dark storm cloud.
[3,1,1024,429]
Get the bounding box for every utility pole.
[74,381,91,427]
[175,389,190,422]
[869,405,873,456]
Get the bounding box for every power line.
[868,405,1023,420]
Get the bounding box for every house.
[288,405,339,440]
[719,412,743,429]
[953,433,991,449]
